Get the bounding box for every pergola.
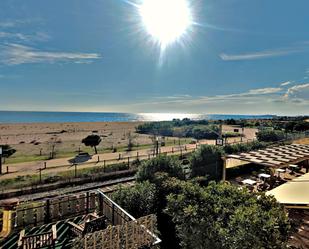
[223,144,309,180]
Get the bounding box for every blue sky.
[0,0,309,115]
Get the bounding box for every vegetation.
[113,157,290,249]
[166,180,290,249]
[136,119,221,140]
[256,130,286,142]
[0,145,16,161]
[223,116,309,132]
[81,135,102,154]
[111,181,157,218]
[223,140,268,154]
[136,155,184,182]
[189,145,223,181]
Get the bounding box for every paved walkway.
[0,140,218,180]
[0,136,252,180]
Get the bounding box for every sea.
[0,111,275,123]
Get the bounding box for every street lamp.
[0,146,2,175]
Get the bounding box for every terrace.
[0,189,160,249]
[224,144,309,192]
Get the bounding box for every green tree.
[1,145,16,159]
[223,140,267,154]
[256,130,285,142]
[1,145,16,165]
[190,145,224,181]
[81,135,101,154]
[111,181,157,218]
[166,181,290,249]
[136,155,184,182]
[294,121,309,132]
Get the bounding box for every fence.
[12,192,97,229]
[72,214,160,249]
[97,189,134,226]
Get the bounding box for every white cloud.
[0,19,36,28]
[0,31,50,42]
[280,81,292,86]
[220,48,302,61]
[130,87,283,108]
[0,44,101,65]
[246,87,282,95]
[0,21,16,28]
[284,83,309,101]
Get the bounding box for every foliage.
[222,132,243,138]
[186,125,219,139]
[293,121,309,132]
[111,181,157,218]
[136,119,218,139]
[166,181,291,249]
[223,140,268,154]
[256,130,285,142]
[136,155,184,182]
[126,132,136,151]
[189,145,224,180]
[0,145,16,158]
[81,135,102,154]
[136,122,173,136]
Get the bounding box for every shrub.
[256,130,285,142]
[111,181,157,218]
[136,155,184,182]
[166,181,290,249]
[190,145,224,180]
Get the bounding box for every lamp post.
[0,146,2,175]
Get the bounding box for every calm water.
[0,111,275,123]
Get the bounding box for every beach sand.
[0,122,152,159]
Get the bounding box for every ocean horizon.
[0,111,276,124]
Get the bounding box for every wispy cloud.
[152,94,192,100]
[220,48,302,61]
[0,21,17,28]
[0,19,38,28]
[0,44,101,65]
[131,87,283,108]
[284,83,309,101]
[0,31,50,42]
[280,81,292,86]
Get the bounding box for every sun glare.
[139,0,193,49]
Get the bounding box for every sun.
[138,0,193,49]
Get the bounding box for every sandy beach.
[0,122,258,161]
[0,122,153,160]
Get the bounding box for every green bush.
[111,181,157,218]
[256,130,285,142]
[223,140,267,154]
[136,155,184,182]
[190,145,224,180]
[166,181,290,249]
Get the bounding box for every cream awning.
[266,173,309,205]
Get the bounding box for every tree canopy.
[0,145,16,158]
[189,145,224,181]
[136,155,184,182]
[81,135,101,154]
[111,181,157,218]
[166,181,290,249]
[256,130,286,142]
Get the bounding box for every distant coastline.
[0,111,276,124]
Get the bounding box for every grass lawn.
[5,138,192,164]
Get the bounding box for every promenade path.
[0,140,218,180]
[0,134,253,180]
